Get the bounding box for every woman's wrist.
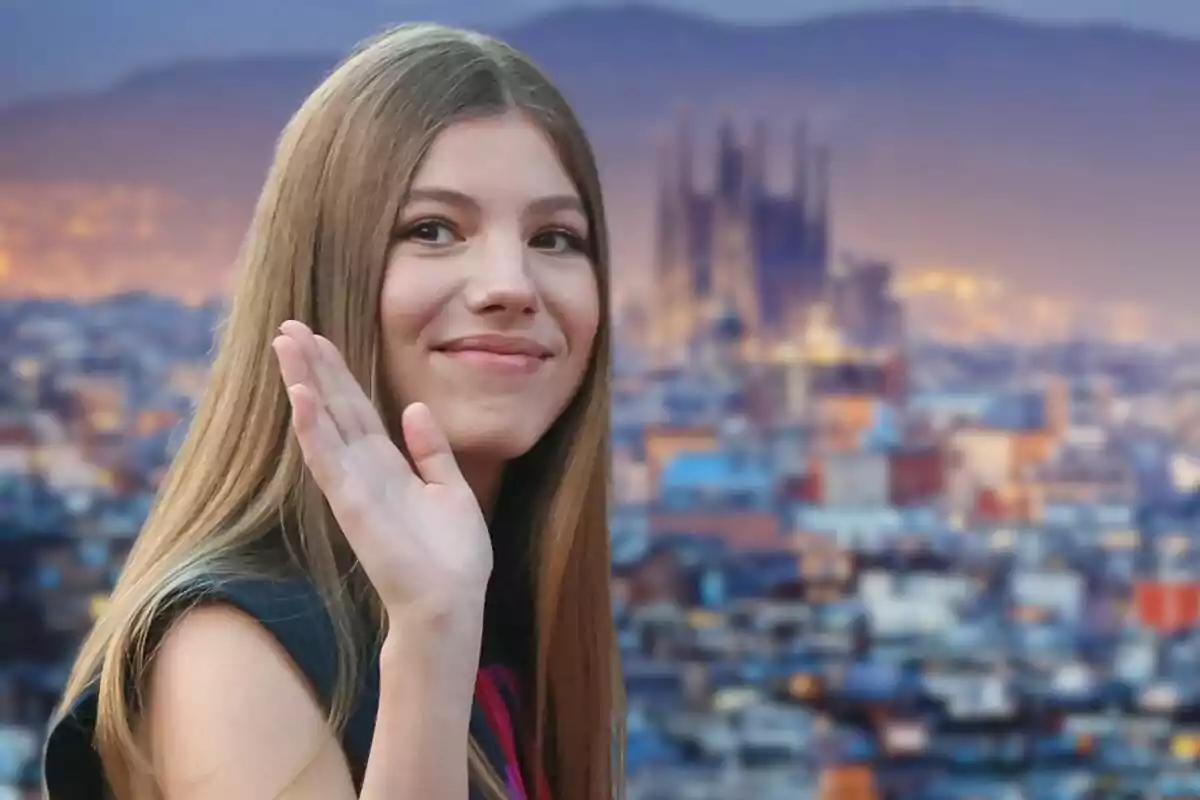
[385,583,487,637]
[381,594,486,677]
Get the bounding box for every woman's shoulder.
[43,575,365,798]
[158,574,352,706]
[193,575,346,673]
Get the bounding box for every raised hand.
[271,320,493,618]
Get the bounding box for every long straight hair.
[53,23,624,800]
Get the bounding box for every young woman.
[42,22,624,800]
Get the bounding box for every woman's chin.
[447,427,542,464]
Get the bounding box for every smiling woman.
[43,21,624,800]
[379,114,601,503]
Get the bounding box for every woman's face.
[379,112,599,470]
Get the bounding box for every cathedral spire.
[792,119,809,208]
[810,144,830,221]
[655,131,676,271]
[748,120,767,197]
[715,111,741,202]
[809,144,831,268]
[676,105,694,195]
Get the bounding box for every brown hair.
[53,22,624,800]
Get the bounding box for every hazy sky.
[3,0,1199,105]
[2,0,1197,316]
[652,0,1200,34]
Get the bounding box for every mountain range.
[0,6,1198,317]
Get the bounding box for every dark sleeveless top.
[42,577,549,799]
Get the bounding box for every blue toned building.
[658,450,775,513]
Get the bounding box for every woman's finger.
[401,402,466,488]
[274,336,353,493]
[314,335,389,439]
[279,321,365,441]
[287,383,350,493]
[272,336,317,401]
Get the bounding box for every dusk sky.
[2,0,1198,324]
[3,0,1200,104]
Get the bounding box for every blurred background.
[2,1,1200,798]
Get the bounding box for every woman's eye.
[530,229,586,254]
[405,220,457,246]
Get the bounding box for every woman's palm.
[272,320,493,613]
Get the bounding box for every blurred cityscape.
[3,112,1200,800]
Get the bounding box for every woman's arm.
[139,319,498,799]
[359,603,485,799]
[139,601,482,799]
[139,604,358,799]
